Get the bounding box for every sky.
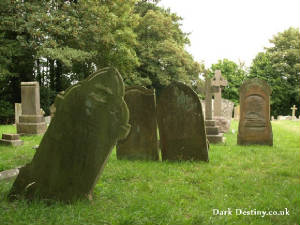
[158,0,300,68]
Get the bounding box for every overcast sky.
[158,0,300,68]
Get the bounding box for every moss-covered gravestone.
[237,78,273,146]
[157,82,209,161]
[8,67,130,202]
[117,86,159,160]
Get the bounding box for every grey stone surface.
[0,168,20,182]
[157,82,209,161]
[9,67,131,202]
[117,86,159,161]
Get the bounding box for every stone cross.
[211,70,228,117]
[205,77,219,120]
[291,105,297,118]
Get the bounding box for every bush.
[0,100,14,124]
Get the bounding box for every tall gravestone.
[290,105,297,120]
[215,99,234,133]
[9,67,131,202]
[16,82,47,135]
[237,78,273,146]
[234,105,240,120]
[157,82,209,161]
[204,78,224,143]
[117,86,159,161]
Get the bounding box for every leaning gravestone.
[237,78,273,146]
[14,103,22,124]
[16,82,47,135]
[157,82,209,161]
[117,86,159,160]
[9,67,131,202]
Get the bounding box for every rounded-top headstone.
[157,82,209,161]
[237,78,273,146]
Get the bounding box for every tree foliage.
[249,27,300,117]
[209,59,247,105]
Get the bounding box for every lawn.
[0,120,299,225]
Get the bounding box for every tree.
[210,59,247,105]
[249,27,300,117]
[131,1,202,93]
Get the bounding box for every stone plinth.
[0,134,24,147]
[16,82,47,135]
[237,78,273,146]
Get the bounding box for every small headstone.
[215,99,234,133]
[16,82,47,135]
[44,116,51,125]
[117,86,159,161]
[0,134,24,147]
[271,116,275,121]
[8,67,131,202]
[14,103,22,124]
[157,82,209,161]
[238,78,273,146]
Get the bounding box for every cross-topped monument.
[291,105,297,119]
[211,70,228,117]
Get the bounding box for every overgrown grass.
[0,120,299,225]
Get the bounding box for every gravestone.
[16,82,47,135]
[204,78,224,143]
[237,78,273,145]
[234,105,240,120]
[291,105,297,120]
[14,103,22,124]
[0,134,24,147]
[157,82,209,161]
[117,86,159,161]
[8,67,131,202]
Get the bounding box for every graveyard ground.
[0,120,299,225]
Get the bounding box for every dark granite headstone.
[117,86,159,160]
[237,78,273,145]
[157,82,209,161]
[8,67,130,202]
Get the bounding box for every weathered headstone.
[14,103,22,124]
[117,86,159,161]
[8,67,131,202]
[157,82,209,161]
[234,105,240,120]
[291,105,298,120]
[237,78,273,145]
[16,82,47,135]
[204,78,224,143]
[0,134,24,147]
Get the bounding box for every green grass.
[0,120,299,225]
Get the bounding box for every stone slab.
[0,168,20,182]
[0,139,24,147]
[2,133,20,140]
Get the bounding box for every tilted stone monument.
[204,77,224,143]
[9,67,131,202]
[16,82,47,135]
[237,78,273,146]
[117,86,159,161]
[157,82,209,161]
